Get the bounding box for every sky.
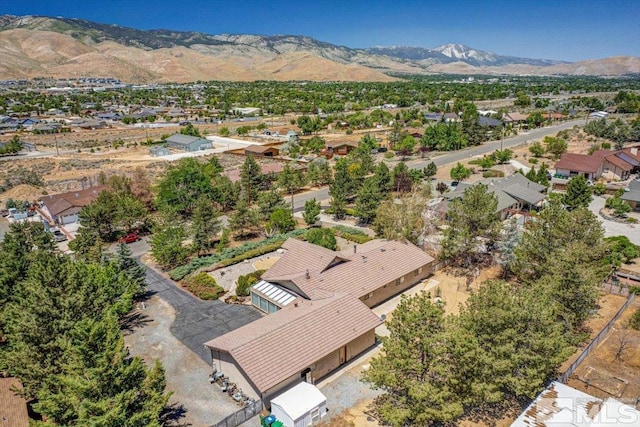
[2,0,639,61]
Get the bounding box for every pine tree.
[564,175,592,210]
[191,197,221,255]
[302,199,321,227]
[240,155,263,203]
[355,177,382,224]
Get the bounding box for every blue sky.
[2,0,639,61]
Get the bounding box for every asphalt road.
[291,119,585,211]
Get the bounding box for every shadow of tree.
[120,310,152,334]
[161,402,191,427]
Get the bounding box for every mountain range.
[0,14,638,83]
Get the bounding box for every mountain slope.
[0,14,637,82]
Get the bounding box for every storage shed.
[270,382,328,427]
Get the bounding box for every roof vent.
[305,269,310,279]
[361,255,367,262]
[380,248,385,252]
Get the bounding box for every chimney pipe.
[353,245,356,254]
[305,269,310,279]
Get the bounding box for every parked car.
[52,230,67,242]
[118,233,140,244]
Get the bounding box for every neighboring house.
[0,377,29,427]
[39,185,107,225]
[285,130,299,143]
[96,112,122,121]
[619,147,640,173]
[478,116,503,127]
[589,110,608,119]
[244,145,279,157]
[554,153,604,181]
[33,123,60,133]
[503,112,529,125]
[149,145,171,157]
[424,112,443,121]
[622,180,640,211]
[443,112,459,122]
[443,174,547,219]
[511,381,640,427]
[205,237,435,403]
[166,134,212,152]
[325,140,358,156]
[593,150,633,181]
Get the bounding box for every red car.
[118,233,140,244]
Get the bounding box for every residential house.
[325,140,359,156]
[244,145,279,157]
[622,180,640,211]
[554,153,604,181]
[205,237,435,403]
[69,119,106,130]
[593,150,633,181]
[424,112,444,122]
[619,147,640,173]
[285,130,299,143]
[511,381,640,427]
[149,146,171,157]
[478,116,503,127]
[205,292,382,403]
[39,185,107,225]
[503,112,529,126]
[96,111,122,121]
[0,378,29,427]
[443,112,459,122]
[166,134,212,152]
[443,174,547,219]
[589,110,608,119]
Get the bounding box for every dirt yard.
[567,297,640,403]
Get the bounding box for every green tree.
[219,126,230,136]
[179,123,201,137]
[441,184,500,267]
[355,178,382,224]
[392,161,414,193]
[514,92,531,107]
[240,156,263,204]
[374,161,393,195]
[544,136,568,159]
[493,149,512,164]
[564,175,592,210]
[306,228,337,250]
[450,162,472,182]
[394,135,416,158]
[373,191,426,245]
[267,208,296,234]
[364,293,464,426]
[277,163,305,205]
[604,236,639,266]
[605,195,632,217]
[302,198,321,227]
[156,158,214,216]
[528,141,545,157]
[478,157,495,171]
[229,199,260,238]
[191,197,221,255]
[306,160,332,186]
[257,188,288,221]
[423,162,437,180]
[150,210,188,269]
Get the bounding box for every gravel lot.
[124,295,244,427]
[588,196,640,245]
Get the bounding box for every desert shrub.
[482,170,505,178]
[184,272,225,300]
[384,152,394,159]
[236,269,266,297]
[529,158,538,164]
[630,308,640,330]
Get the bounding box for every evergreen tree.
[374,161,393,195]
[240,155,263,203]
[257,188,288,222]
[302,199,321,226]
[306,228,337,250]
[229,199,260,238]
[564,175,592,210]
[355,178,382,224]
[115,243,146,298]
[423,162,437,180]
[449,162,472,182]
[149,210,188,269]
[191,197,221,255]
[156,158,215,216]
[267,208,296,234]
[392,161,414,193]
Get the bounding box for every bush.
[184,273,225,300]
[332,225,373,244]
[236,269,266,297]
[529,158,538,164]
[592,183,607,195]
[602,142,611,149]
[384,152,395,159]
[168,229,309,280]
[630,308,640,330]
[482,170,505,178]
[307,228,337,250]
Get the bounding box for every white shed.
[270,382,328,427]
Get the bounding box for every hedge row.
[169,228,308,281]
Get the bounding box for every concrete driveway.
[588,197,640,245]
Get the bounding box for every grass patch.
[482,170,505,178]
[332,225,373,243]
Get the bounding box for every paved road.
[136,249,263,364]
[291,119,585,210]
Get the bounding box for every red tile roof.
[0,378,29,427]
[204,293,381,393]
[554,153,602,174]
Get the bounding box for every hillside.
[0,14,638,82]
